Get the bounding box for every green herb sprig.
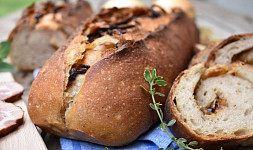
[141,69,202,150]
[0,40,14,72]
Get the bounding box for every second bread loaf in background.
[9,0,93,71]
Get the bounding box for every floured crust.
[28,7,198,146]
[165,62,253,149]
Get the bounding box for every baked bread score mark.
[165,62,253,150]
[28,6,198,146]
[62,7,172,128]
[8,0,93,71]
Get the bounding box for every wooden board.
[0,73,47,150]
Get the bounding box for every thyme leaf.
[0,41,14,72]
[141,69,202,150]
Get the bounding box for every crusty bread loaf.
[190,33,253,67]
[28,7,198,146]
[8,0,93,71]
[165,62,253,150]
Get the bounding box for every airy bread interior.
[11,25,72,70]
[9,0,93,70]
[208,36,253,66]
[173,63,253,137]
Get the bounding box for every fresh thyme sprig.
[141,69,202,150]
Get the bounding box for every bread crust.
[28,7,198,146]
[165,62,253,150]
[8,0,93,70]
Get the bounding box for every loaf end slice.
[165,62,253,149]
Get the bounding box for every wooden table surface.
[1,0,253,149]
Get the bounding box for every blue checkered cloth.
[33,69,181,150]
[60,123,182,150]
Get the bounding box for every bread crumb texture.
[173,62,253,137]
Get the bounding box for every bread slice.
[8,0,93,71]
[207,33,253,67]
[165,62,253,150]
[0,101,24,136]
[189,33,253,68]
[28,7,198,146]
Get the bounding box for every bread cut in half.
[8,0,93,71]
[28,7,198,146]
[165,62,253,150]
[190,33,253,68]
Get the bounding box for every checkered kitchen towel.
[60,123,183,150]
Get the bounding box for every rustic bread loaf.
[165,62,253,149]
[8,0,93,71]
[190,33,253,67]
[28,7,198,146]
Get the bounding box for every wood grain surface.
[0,73,47,150]
[0,99,47,150]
